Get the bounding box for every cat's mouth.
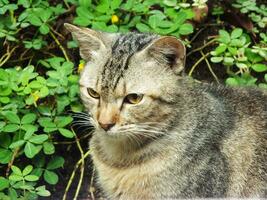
[96,122,167,141]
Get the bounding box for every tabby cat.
[65,23,267,199]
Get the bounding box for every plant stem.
[189,52,210,77]
[49,31,70,62]
[0,45,19,67]
[6,148,19,177]
[187,38,217,57]
[63,0,70,9]
[73,129,85,200]
[200,50,220,83]
[62,148,91,200]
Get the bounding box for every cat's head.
[65,23,186,140]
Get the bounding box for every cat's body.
[65,23,267,199]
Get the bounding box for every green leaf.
[47,156,65,170]
[214,44,227,55]
[58,128,74,138]
[0,177,9,191]
[24,142,41,158]
[39,9,52,22]
[246,48,264,63]
[251,64,267,72]
[226,77,239,86]
[8,188,17,199]
[39,86,49,97]
[11,166,22,176]
[136,23,150,32]
[231,28,243,39]
[178,23,193,35]
[228,47,237,55]
[29,134,48,144]
[23,125,38,140]
[210,57,223,63]
[223,57,234,65]
[0,134,11,149]
[148,15,159,29]
[21,113,36,124]
[95,0,109,13]
[79,0,92,8]
[218,30,230,44]
[24,175,39,182]
[22,165,33,176]
[4,112,20,124]
[19,184,35,190]
[0,149,12,164]
[44,170,58,185]
[73,16,91,27]
[43,142,55,155]
[236,62,248,69]
[111,0,122,10]
[3,124,20,132]
[259,83,267,89]
[9,140,25,149]
[39,24,50,35]
[9,174,23,182]
[55,116,73,128]
[29,15,42,26]
[36,185,51,196]
[38,118,56,128]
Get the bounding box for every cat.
[64,23,267,199]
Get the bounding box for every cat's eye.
[87,88,100,99]
[124,93,143,104]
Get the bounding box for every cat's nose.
[99,122,115,131]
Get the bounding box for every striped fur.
[65,23,267,199]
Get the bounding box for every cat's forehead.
[80,32,158,91]
[100,33,157,91]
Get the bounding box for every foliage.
[0,0,266,199]
[0,0,196,198]
[233,0,267,33]
[210,28,267,88]
[73,0,194,37]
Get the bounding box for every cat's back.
[201,83,267,197]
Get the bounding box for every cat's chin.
[95,129,128,139]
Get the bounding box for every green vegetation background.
[0,0,266,199]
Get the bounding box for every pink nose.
[99,122,115,131]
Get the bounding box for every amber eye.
[124,93,143,104]
[87,88,100,99]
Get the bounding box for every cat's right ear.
[143,36,186,75]
[64,23,108,61]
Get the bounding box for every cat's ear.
[144,36,186,75]
[64,23,112,61]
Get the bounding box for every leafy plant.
[210,28,267,87]
[233,0,267,33]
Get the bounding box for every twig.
[6,148,19,177]
[0,45,19,67]
[54,132,91,145]
[188,52,210,77]
[49,30,70,62]
[189,27,205,44]
[50,27,65,40]
[62,148,91,200]
[63,0,70,9]
[73,129,85,200]
[200,50,220,83]
[187,38,217,57]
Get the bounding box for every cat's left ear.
[144,36,186,75]
[64,23,115,61]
